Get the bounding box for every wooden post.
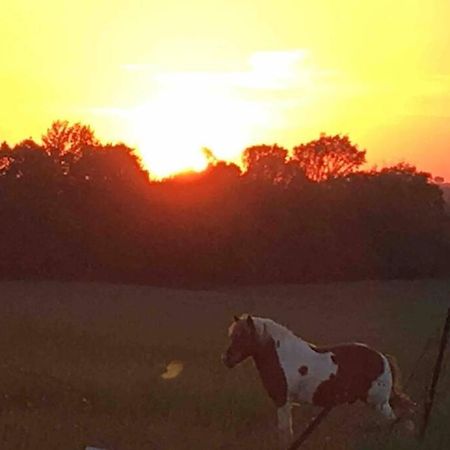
[287,406,332,450]
[420,307,450,440]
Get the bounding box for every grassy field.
[0,279,449,449]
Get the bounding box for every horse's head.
[222,314,259,368]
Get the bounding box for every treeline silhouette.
[1,121,449,286]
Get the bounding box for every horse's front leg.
[277,403,293,448]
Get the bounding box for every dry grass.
[0,279,449,449]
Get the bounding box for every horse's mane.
[252,317,298,342]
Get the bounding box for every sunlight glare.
[130,69,274,178]
[161,360,184,380]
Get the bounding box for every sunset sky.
[1,0,449,179]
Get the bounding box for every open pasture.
[0,279,449,449]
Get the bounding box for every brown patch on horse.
[253,335,288,408]
[311,344,384,408]
[298,365,308,376]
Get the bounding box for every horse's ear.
[233,315,240,322]
[246,314,256,332]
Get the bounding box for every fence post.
[420,307,450,440]
[287,406,332,450]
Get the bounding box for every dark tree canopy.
[70,143,148,186]
[292,133,366,182]
[42,120,99,174]
[0,121,449,285]
[242,144,289,183]
[42,120,98,156]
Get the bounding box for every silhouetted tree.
[334,164,447,278]
[0,139,53,181]
[70,143,148,187]
[242,144,288,183]
[42,120,99,174]
[202,147,219,166]
[292,134,366,181]
[0,142,11,174]
[0,139,69,277]
[0,141,10,151]
[241,143,307,187]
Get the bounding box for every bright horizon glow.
[121,50,304,177]
[1,0,450,179]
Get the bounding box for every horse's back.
[313,342,383,368]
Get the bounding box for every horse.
[222,314,416,448]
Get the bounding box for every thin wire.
[403,338,431,390]
[404,327,441,391]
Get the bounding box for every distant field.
[0,279,449,450]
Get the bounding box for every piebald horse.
[222,315,415,447]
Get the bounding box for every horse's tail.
[385,353,417,419]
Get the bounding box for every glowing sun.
[129,71,272,178]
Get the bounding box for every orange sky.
[1,0,449,179]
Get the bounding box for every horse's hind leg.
[377,400,416,434]
[375,401,397,421]
[367,379,398,427]
[367,356,397,422]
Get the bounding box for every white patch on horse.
[366,354,396,419]
[252,317,337,404]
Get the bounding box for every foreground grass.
[0,279,448,449]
